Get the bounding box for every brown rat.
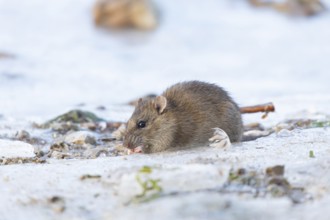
[124,81,243,153]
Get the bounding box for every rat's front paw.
[209,128,231,148]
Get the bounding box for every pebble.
[64,131,97,145]
[276,129,292,137]
[15,130,31,140]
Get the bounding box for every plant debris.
[48,140,118,159]
[35,110,122,135]
[0,157,46,165]
[131,166,162,203]
[80,174,102,180]
[223,165,310,203]
[24,110,127,161]
[243,118,330,142]
[275,119,330,132]
[42,110,104,127]
[47,196,66,213]
[2,108,328,165]
[13,130,47,146]
[248,0,326,16]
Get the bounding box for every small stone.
[64,131,97,145]
[96,105,106,111]
[80,174,102,181]
[274,123,292,132]
[0,52,15,59]
[266,165,285,176]
[50,151,70,159]
[289,187,308,203]
[0,139,35,158]
[15,130,31,140]
[83,147,109,158]
[243,130,271,141]
[267,176,290,189]
[48,196,65,213]
[276,129,292,137]
[98,121,107,131]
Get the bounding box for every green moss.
[139,165,153,174]
[309,150,315,158]
[42,110,105,128]
[311,121,330,128]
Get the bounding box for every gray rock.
[64,131,97,145]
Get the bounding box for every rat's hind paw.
[209,128,231,148]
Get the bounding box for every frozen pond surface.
[0,0,330,219]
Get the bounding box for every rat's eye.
[137,120,146,129]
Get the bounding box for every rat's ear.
[137,98,143,105]
[154,96,167,114]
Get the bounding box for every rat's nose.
[126,141,134,149]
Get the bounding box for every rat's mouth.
[127,145,143,154]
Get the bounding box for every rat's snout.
[123,133,135,149]
[123,135,131,148]
[123,133,143,150]
[126,141,133,149]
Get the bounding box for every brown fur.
[124,81,243,153]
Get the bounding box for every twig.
[240,102,275,119]
[240,102,275,114]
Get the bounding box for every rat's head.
[124,96,175,153]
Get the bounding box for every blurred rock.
[276,129,292,137]
[248,0,326,16]
[15,130,31,140]
[0,52,15,59]
[243,130,271,141]
[83,147,109,158]
[64,131,97,145]
[40,110,105,133]
[93,0,158,30]
[47,196,66,213]
[96,105,106,111]
[244,122,265,132]
[287,0,326,16]
[44,110,104,126]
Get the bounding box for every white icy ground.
[1,128,330,220]
[0,139,35,158]
[0,0,330,219]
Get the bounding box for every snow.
[0,139,35,157]
[0,0,330,219]
[0,128,330,219]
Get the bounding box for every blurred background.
[0,0,330,123]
